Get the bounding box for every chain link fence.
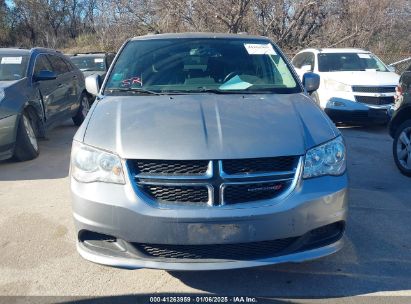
[375,53,411,74]
[285,53,411,75]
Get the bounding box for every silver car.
[70,33,348,270]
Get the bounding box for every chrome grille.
[355,96,394,105]
[352,86,396,93]
[128,157,301,206]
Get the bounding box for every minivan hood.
[82,93,337,160]
[323,71,399,86]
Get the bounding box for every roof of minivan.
[131,32,270,41]
[300,48,369,54]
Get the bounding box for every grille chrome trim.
[128,157,302,207]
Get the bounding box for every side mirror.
[303,72,320,93]
[85,74,101,96]
[387,65,396,73]
[34,70,57,81]
[301,64,312,72]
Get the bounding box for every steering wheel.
[223,71,238,83]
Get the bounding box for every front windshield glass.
[104,38,300,94]
[71,56,106,72]
[0,54,29,81]
[318,53,389,72]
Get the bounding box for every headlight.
[324,79,351,92]
[303,136,346,179]
[70,141,125,184]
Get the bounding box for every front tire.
[72,93,90,126]
[13,112,39,161]
[393,120,411,177]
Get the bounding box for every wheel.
[310,91,320,105]
[393,120,411,177]
[13,112,39,161]
[72,93,90,126]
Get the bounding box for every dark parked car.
[389,64,411,176]
[70,52,115,80]
[0,48,89,161]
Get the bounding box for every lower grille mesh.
[134,237,298,260]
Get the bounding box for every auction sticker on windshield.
[1,57,22,64]
[94,58,104,63]
[244,43,276,55]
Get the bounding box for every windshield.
[0,54,29,81]
[318,53,389,72]
[71,56,106,72]
[104,38,300,94]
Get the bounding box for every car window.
[318,53,389,72]
[292,53,308,68]
[302,53,314,70]
[0,54,29,81]
[48,55,70,75]
[62,57,75,71]
[71,56,106,72]
[105,54,115,68]
[105,38,300,94]
[34,54,53,75]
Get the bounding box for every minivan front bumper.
[71,172,348,270]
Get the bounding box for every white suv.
[292,48,400,124]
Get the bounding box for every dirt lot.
[0,121,410,302]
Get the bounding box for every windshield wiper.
[106,87,161,95]
[185,88,248,94]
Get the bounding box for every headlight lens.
[303,136,346,178]
[324,79,352,92]
[71,141,125,184]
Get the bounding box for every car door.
[61,56,82,114]
[32,54,61,123]
[47,54,76,117]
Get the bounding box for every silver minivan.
[70,33,348,270]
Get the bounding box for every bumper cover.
[71,172,348,270]
[324,98,392,124]
[77,235,345,271]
